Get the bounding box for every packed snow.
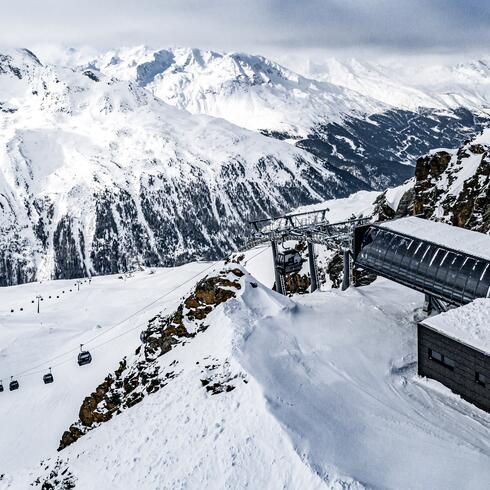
[422,298,490,354]
[380,216,490,262]
[2,260,490,489]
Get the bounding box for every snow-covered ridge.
[81,45,386,136]
[72,46,490,191]
[283,56,490,113]
[0,48,362,285]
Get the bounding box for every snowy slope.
[0,48,364,286]
[79,46,490,189]
[283,56,490,113]
[0,262,218,474]
[2,264,490,489]
[82,46,385,137]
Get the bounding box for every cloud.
[1,0,489,59]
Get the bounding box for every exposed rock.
[285,272,310,294]
[58,269,242,451]
[32,458,76,489]
[326,252,343,289]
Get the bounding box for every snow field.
[0,262,220,474]
[2,260,490,489]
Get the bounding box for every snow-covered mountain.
[81,46,385,135]
[79,46,490,189]
[2,262,490,489]
[290,57,490,112]
[0,48,363,286]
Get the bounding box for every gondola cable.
[6,261,218,381]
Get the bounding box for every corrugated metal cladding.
[353,224,490,305]
[418,324,490,413]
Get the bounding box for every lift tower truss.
[249,209,370,295]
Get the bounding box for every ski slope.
[0,262,220,474]
[2,260,490,489]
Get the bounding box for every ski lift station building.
[353,217,490,413]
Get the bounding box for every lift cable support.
[249,208,370,295]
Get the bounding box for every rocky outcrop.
[58,268,243,451]
[371,130,490,235]
[31,458,76,489]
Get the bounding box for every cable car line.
[3,262,218,383]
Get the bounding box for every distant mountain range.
[0,46,489,284]
[0,48,361,285]
[74,46,490,189]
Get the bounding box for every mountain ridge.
[0,48,363,285]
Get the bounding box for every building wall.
[418,323,490,413]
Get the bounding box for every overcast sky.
[2,0,490,61]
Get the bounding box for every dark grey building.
[418,299,490,413]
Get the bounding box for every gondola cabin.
[276,249,303,275]
[43,369,54,384]
[9,379,19,391]
[78,350,92,366]
[0,382,3,393]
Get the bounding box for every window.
[475,372,486,387]
[429,349,442,362]
[428,348,455,370]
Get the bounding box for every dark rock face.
[31,458,76,489]
[371,131,490,236]
[296,108,490,190]
[58,269,242,451]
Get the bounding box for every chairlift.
[0,380,3,392]
[9,376,19,391]
[275,249,303,275]
[77,344,92,366]
[43,367,54,384]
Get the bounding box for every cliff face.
[374,130,490,234]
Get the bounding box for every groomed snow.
[379,216,490,262]
[422,299,490,354]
